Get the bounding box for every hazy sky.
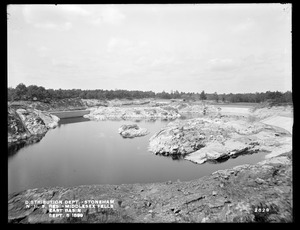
[7,4,292,93]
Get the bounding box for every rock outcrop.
[118,124,149,138]
[148,117,292,164]
[82,99,108,107]
[8,151,292,223]
[84,107,181,121]
[8,105,60,155]
[108,99,151,107]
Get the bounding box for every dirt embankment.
[8,98,157,111]
[212,104,293,135]
[9,98,88,112]
[250,105,293,119]
[250,106,293,135]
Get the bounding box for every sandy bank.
[260,116,293,135]
[218,105,293,134]
[219,106,250,115]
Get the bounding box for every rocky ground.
[8,105,60,155]
[148,116,292,164]
[83,100,223,121]
[8,150,292,223]
[108,99,151,107]
[84,106,180,121]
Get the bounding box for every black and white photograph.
[7,3,293,223]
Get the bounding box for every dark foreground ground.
[8,151,292,223]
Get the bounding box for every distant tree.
[15,83,27,100]
[26,85,40,100]
[8,87,16,101]
[8,82,293,105]
[282,91,292,103]
[86,91,94,99]
[79,91,86,99]
[222,93,226,103]
[47,89,57,100]
[56,89,64,99]
[37,86,47,100]
[172,90,180,99]
[213,92,219,102]
[157,90,172,99]
[200,90,207,100]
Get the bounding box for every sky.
[7,4,292,94]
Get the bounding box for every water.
[8,117,268,194]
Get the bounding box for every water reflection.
[170,154,185,161]
[206,155,230,164]
[58,117,91,126]
[8,142,27,157]
[8,135,44,157]
[157,149,266,165]
[154,153,186,161]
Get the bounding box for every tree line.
[8,83,292,104]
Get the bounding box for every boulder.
[118,124,149,138]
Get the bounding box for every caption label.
[25,199,115,218]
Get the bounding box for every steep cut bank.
[8,98,155,112]
[9,98,88,112]
[8,104,60,155]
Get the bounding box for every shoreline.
[8,150,292,223]
[7,100,293,223]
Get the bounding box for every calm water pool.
[8,117,268,194]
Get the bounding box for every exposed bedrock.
[8,105,60,155]
[148,117,292,164]
[84,106,181,121]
